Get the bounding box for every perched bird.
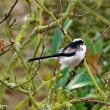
[28,38,86,68]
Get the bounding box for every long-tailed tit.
[28,38,86,68]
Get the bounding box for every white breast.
[59,44,86,68]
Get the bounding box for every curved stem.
[84,58,106,99]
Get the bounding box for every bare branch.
[0,40,14,56]
[90,25,110,48]
[0,0,18,24]
[73,97,110,106]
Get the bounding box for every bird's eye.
[81,42,85,45]
[77,45,80,48]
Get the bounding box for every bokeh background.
[0,0,110,110]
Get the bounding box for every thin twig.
[79,97,110,106]
[34,0,72,41]
[0,79,27,94]
[13,43,28,72]
[0,40,14,56]
[71,12,88,18]
[0,0,18,24]
[80,3,110,24]
[28,38,42,74]
[52,97,110,110]
[9,18,17,28]
[90,25,110,48]
[84,59,106,99]
[0,45,12,56]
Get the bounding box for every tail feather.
[28,51,76,62]
[28,55,55,62]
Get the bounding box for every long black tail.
[28,51,76,62]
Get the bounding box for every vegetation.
[0,0,110,110]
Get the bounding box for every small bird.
[28,38,86,68]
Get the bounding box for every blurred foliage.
[0,0,110,110]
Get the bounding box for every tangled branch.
[0,0,18,24]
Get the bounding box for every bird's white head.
[73,38,84,43]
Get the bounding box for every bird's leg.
[63,67,76,88]
[70,66,76,77]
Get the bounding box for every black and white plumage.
[28,38,86,68]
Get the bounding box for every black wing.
[62,41,77,53]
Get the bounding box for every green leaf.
[82,34,91,48]
[82,32,103,54]
[51,20,73,54]
[66,68,93,90]
[67,82,92,90]
[51,28,62,54]
[73,103,88,110]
